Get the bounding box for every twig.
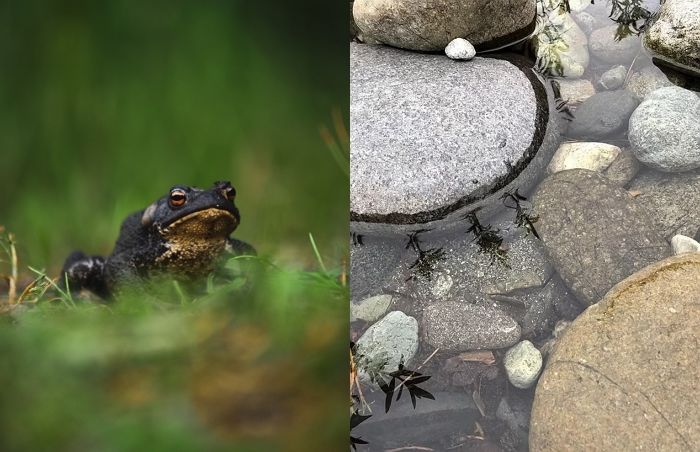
[8,232,17,304]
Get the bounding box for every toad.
[61,181,254,299]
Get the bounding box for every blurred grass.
[0,1,348,451]
[0,256,348,451]
[0,0,348,270]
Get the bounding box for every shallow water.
[350,0,698,450]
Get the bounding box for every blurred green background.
[0,0,348,271]
[0,1,349,451]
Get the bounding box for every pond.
[350,0,700,450]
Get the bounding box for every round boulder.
[530,253,700,450]
[644,0,700,74]
[350,43,561,234]
[628,86,700,172]
[352,0,536,52]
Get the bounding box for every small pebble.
[445,38,476,60]
[504,340,543,389]
[600,65,627,90]
[671,235,700,255]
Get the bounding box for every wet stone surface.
[533,169,670,305]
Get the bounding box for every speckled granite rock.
[644,0,700,74]
[423,302,521,351]
[530,254,700,451]
[533,170,670,305]
[352,0,536,52]
[628,86,700,172]
[350,43,561,234]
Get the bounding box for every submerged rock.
[547,142,639,187]
[350,43,561,234]
[423,302,521,351]
[531,254,700,451]
[355,311,419,382]
[628,169,700,240]
[352,0,536,52]
[567,90,638,139]
[644,0,700,74]
[625,65,673,101]
[504,340,543,389]
[555,79,595,107]
[533,169,670,305]
[589,25,640,64]
[533,10,589,78]
[599,65,627,90]
[628,86,700,172]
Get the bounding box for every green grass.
[0,233,348,451]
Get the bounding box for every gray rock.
[355,311,419,381]
[599,65,627,90]
[352,0,536,52]
[350,234,404,302]
[389,214,553,312]
[518,277,562,337]
[504,340,543,389]
[351,294,393,322]
[625,65,673,101]
[555,79,595,107]
[568,90,638,139]
[430,273,453,299]
[628,86,700,172]
[572,11,598,35]
[547,142,621,174]
[603,147,640,187]
[644,0,700,74]
[354,392,478,449]
[533,170,671,305]
[423,302,521,351]
[671,235,700,255]
[628,169,700,240]
[546,141,638,186]
[531,254,700,451]
[445,38,475,60]
[589,25,640,64]
[350,43,561,234]
[533,10,589,77]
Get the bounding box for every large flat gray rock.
[351,43,561,235]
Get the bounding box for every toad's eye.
[169,189,187,207]
[224,186,236,200]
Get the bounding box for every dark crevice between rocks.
[350,53,550,225]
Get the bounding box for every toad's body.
[62,181,254,298]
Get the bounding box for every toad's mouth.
[162,208,238,239]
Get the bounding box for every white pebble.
[445,38,476,60]
[504,340,543,389]
[671,235,700,255]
